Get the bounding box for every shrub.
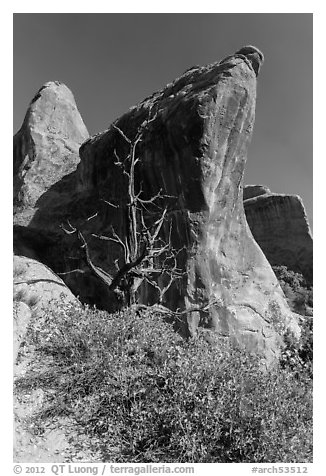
[15,302,313,463]
[280,316,313,378]
[273,266,313,315]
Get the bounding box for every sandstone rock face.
[243,186,313,284]
[14,255,80,310]
[14,47,301,362]
[34,45,297,361]
[13,81,89,226]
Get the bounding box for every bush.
[280,316,313,378]
[273,266,313,315]
[15,302,313,463]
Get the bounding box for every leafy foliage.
[280,316,313,379]
[15,302,312,463]
[272,265,313,315]
[272,265,313,378]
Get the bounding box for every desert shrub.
[272,265,313,378]
[15,302,312,463]
[273,266,313,314]
[280,316,313,378]
[273,265,306,289]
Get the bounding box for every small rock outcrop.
[13,81,89,226]
[13,255,81,361]
[243,186,313,284]
[13,46,302,362]
[243,184,271,201]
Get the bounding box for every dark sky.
[13,13,313,225]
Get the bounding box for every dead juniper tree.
[61,109,222,322]
[60,111,186,310]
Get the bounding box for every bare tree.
[60,113,185,309]
[60,112,223,325]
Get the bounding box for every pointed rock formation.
[13,47,301,362]
[13,81,89,225]
[47,45,296,361]
[243,186,313,284]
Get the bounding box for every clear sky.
[13,13,313,225]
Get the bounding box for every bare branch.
[59,109,189,310]
[150,208,167,243]
[86,212,99,221]
[158,274,175,303]
[108,242,148,292]
[130,298,221,322]
[112,123,131,144]
[60,220,77,235]
[111,227,130,263]
[100,199,119,209]
[57,269,86,275]
[91,233,124,247]
[77,231,113,287]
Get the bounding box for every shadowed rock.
[244,186,313,284]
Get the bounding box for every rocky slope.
[13,46,301,362]
[243,186,313,284]
[13,81,89,226]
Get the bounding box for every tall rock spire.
[14,81,89,224]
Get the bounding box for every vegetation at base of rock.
[272,265,313,315]
[280,318,312,378]
[15,302,312,463]
[272,265,313,378]
[13,50,302,362]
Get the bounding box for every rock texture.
[14,46,301,362]
[13,255,80,310]
[13,255,81,361]
[243,186,313,284]
[13,81,89,226]
[243,184,271,201]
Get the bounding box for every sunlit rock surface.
[13,47,301,362]
[244,186,313,284]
